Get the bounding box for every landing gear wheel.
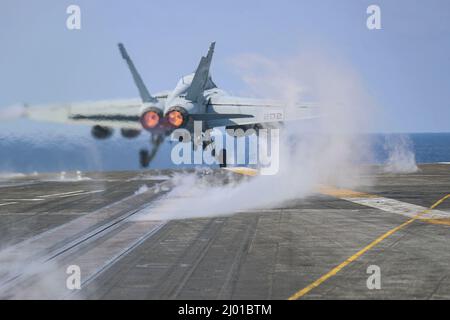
[219,149,227,168]
[203,140,213,150]
[139,149,150,168]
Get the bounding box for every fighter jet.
[7,42,319,167]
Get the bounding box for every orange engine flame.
[167,110,184,127]
[141,111,160,129]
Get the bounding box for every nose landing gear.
[210,147,227,168]
[139,149,151,168]
[139,134,165,168]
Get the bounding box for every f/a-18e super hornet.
[8,42,319,167]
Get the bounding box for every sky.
[0,0,449,133]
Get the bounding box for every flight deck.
[0,164,449,299]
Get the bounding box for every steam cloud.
[133,50,376,221]
[383,134,418,173]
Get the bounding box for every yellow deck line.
[219,169,450,293]
[288,193,450,300]
[223,167,259,176]
[424,218,450,226]
[318,186,378,198]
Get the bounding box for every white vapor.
[0,104,25,120]
[133,49,376,221]
[383,134,418,173]
[134,184,149,195]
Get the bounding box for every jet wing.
[202,96,321,128]
[9,42,172,131]
[20,99,144,130]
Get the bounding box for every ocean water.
[0,130,449,174]
[368,133,450,164]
